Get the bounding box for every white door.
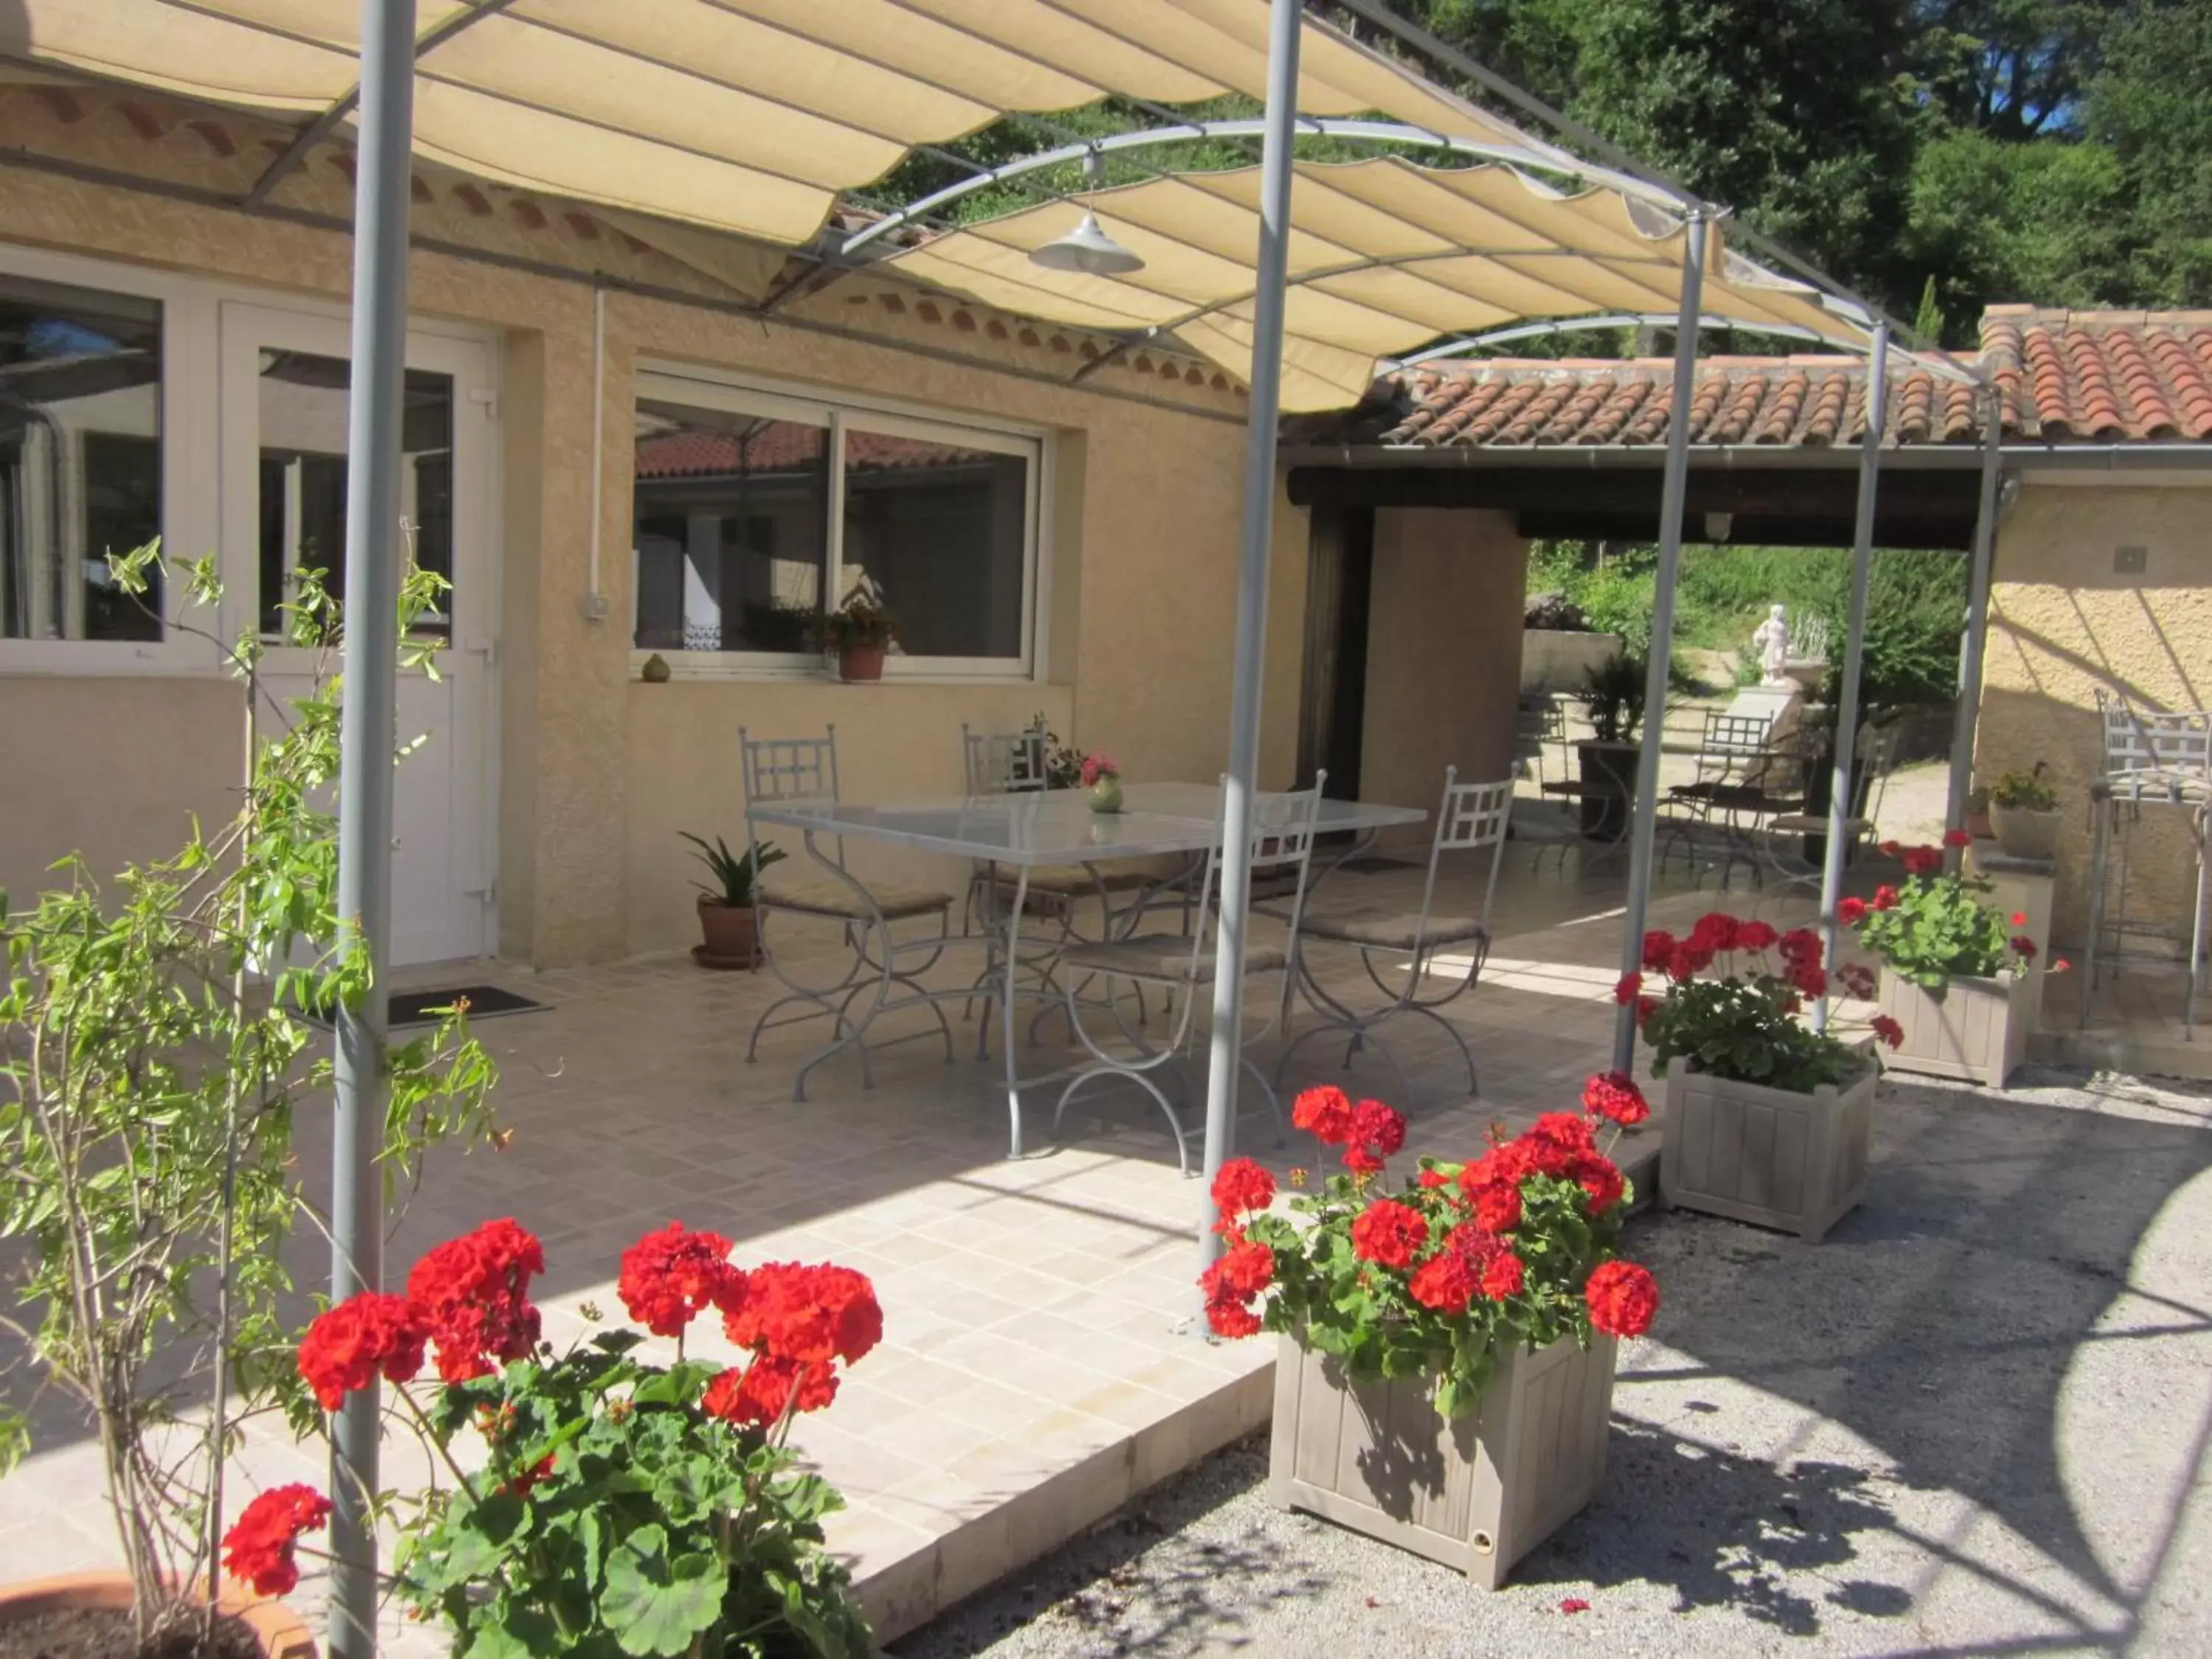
[220,305,498,967]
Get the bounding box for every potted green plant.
[817,582,897,683]
[1845,836,2038,1088]
[1572,650,1647,838]
[681,832,785,969]
[245,1219,876,1658]
[1202,1085,1659,1588]
[0,549,498,1658]
[1964,785,1994,842]
[1988,764,2061,860]
[1621,913,1877,1242]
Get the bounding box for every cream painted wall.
[1357,507,1529,845]
[0,675,240,907]
[1977,476,2212,947]
[0,164,1307,967]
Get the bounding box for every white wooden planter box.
[1269,1331,1616,1590]
[1660,1058,1877,1242]
[1876,967,2029,1089]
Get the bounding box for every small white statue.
[1750,603,1790,686]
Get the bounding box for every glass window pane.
[255,350,453,637]
[632,399,828,653]
[840,428,1027,661]
[0,274,163,641]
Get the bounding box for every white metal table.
[748,782,1425,1157]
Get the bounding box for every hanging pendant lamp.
[1029,149,1144,276]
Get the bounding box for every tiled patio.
[0,841,1876,1649]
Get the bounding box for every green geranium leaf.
[602,1528,724,1657]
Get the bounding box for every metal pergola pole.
[1610,213,1707,1072]
[1198,0,1301,1275]
[328,0,416,1652]
[1815,322,1890,1030]
[1944,384,2005,865]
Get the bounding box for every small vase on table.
[1081,753,1122,815]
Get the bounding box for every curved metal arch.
[839,116,1683,259]
[1391,310,1983,386]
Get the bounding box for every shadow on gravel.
[1517,1419,1897,1638]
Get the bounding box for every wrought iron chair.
[1758,720,1902,893]
[1663,711,1795,886]
[1048,778,1326,1174]
[739,725,960,1099]
[1514,696,1567,797]
[1278,769,1512,1097]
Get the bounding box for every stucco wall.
[0,675,240,909]
[0,161,1307,967]
[1976,476,2212,947]
[1357,508,1529,844]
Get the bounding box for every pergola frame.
[268,4,2006,1646]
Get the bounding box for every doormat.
[1335,855,1418,874]
[304,985,546,1030]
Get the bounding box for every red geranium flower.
[2011,911,2028,926]
[222,1484,331,1597]
[1206,1298,1264,1339]
[1291,1085,1355,1147]
[1444,1222,1526,1300]
[1407,1250,1476,1315]
[1837,962,1877,1000]
[1211,1157,1276,1226]
[1613,970,1643,1006]
[2010,934,2038,959]
[1688,912,1741,953]
[297,1292,425,1411]
[723,1262,881,1368]
[1349,1199,1429,1270]
[1792,963,1829,999]
[1569,1152,1626,1216]
[617,1222,745,1339]
[1837,896,1868,926]
[1734,919,1778,951]
[406,1218,545,1383]
[1584,1260,1660,1338]
[1635,995,1660,1028]
[1468,1179,1522,1233]
[1902,845,1944,877]
[1879,839,1902,857]
[1580,1071,1650,1127]
[1526,1110,1597,1169]
[1665,944,1700,984]
[1869,1013,1905,1049]
[1944,827,1974,848]
[1203,1238,1274,1302]
[702,1353,838,1427]
[1640,930,1677,971]
[1871,884,1901,911]
[1480,1249,1526,1300]
[1352,1099,1406,1158]
[1778,928,1823,967]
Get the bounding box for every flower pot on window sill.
[1659,1056,1877,1242]
[693,897,759,970]
[836,644,886,684]
[1876,967,2028,1090]
[1989,802,2061,861]
[1270,1331,1615,1590]
[0,1572,316,1659]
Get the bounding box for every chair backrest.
[1700,711,1773,759]
[962,720,1049,796]
[1182,776,1327,981]
[1416,768,1514,943]
[1514,698,1565,748]
[2098,690,2212,785]
[740,726,841,866]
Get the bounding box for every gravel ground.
[893,1065,2212,1659]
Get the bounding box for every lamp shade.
[1029,211,1145,276]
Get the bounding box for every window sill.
[630,652,1034,687]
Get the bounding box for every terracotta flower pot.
[695,897,759,970]
[836,644,886,684]
[1270,1331,1616,1590]
[0,1572,316,1658]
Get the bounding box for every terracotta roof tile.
[1289,306,2212,451]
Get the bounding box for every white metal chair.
[2084,692,2211,1035]
[1048,778,1326,1174]
[1663,710,1795,886]
[740,724,960,1099]
[1279,769,1512,1097]
[1758,720,1900,894]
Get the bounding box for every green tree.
[2087,0,2212,304]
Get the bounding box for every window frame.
[0,243,220,676]
[630,364,1048,683]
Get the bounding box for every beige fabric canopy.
[3,0,1580,246]
[887,159,1846,410]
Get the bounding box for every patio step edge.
[858,1360,1276,1649]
